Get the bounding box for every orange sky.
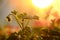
[8,0,60,19]
[1,0,60,27]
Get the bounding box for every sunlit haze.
[0,0,60,27]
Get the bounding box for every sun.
[32,0,54,8]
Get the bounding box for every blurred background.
[0,0,60,29]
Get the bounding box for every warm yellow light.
[32,0,54,8]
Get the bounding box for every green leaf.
[11,10,17,15]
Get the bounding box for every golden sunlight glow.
[32,0,54,8]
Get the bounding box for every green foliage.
[18,26,32,40]
[0,35,6,40]
[5,10,60,40]
[17,12,39,20]
[7,32,19,40]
